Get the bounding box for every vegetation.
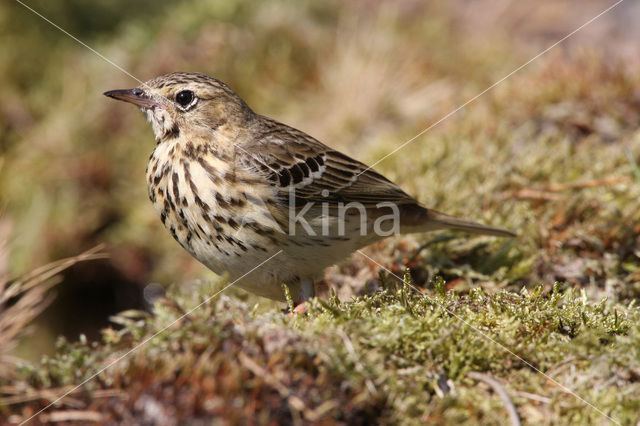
[1,0,639,424]
[3,275,639,423]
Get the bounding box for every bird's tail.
[422,209,515,238]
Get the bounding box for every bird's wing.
[239,117,419,208]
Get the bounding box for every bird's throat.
[145,107,180,141]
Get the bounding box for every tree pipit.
[105,72,514,305]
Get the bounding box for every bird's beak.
[103,88,159,109]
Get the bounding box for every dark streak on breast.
[172,172,180,202]
[163,124,180,140]
[194,195,210,212]
[215,192,229,208]
[184,141,196,159]
[198,157,220,182]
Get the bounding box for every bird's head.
[104,72,254,142]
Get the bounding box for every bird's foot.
[284,278,315,317]
[287,301,309,318]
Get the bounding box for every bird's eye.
[175,90,195,109]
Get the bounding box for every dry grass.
[0,246,106,379]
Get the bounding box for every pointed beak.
[103,88,158,109]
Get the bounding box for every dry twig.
[468,371,521,426]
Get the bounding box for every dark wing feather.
[241,116,419,208]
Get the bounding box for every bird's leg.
[300,278,316,301]
[291,278,315,315]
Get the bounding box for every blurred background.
[2,0,639,357]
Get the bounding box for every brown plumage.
[105,72,514,303]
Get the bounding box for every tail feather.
[425,209,515,238]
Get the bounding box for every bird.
[104,72,514,306]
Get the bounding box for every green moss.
[4,277,639,423]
